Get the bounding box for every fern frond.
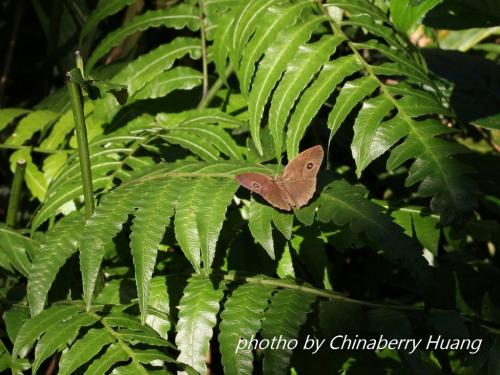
[247,199,293,259]
[0,108,30,132]
[261,289,316,375]
[86,4,200,71]
[13,304,83,358]
[247,16,326,155]
[32,312,98,374]
[80,184,145,308]
[130,183,175,323]
[389,204,440,255]
[218,0,475,220]
[84,343,128,375]
[32,135,153,230]
[10,149,48,202]
[175,275,226,373]
[28,213,85,316]
[80,160,264,309]
[0,225,37,277]
[269,35,344,159]
[238,1,313,96]
[146,277,171,337]
[59,328,115,375]
[286,55,363,158]
[80,0,136,42]
[4,110,58,146]
[326,75,378,139]
[303,180,433,288]
[174,178,237,272]
[219,283,274,375]
[112,37,202,95]
[133,67,202,100]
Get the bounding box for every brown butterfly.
[235,145,324,211]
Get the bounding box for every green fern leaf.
[113,37,202,95]
[351,95,395,174]
[389,204,440,255]
[80,0,136,42]
[355,40,433,86]
[248,199,275,258]
[176,276,226,373]
[80,160,268,309]
[32,135,152,230]
[155,124,243,162]
[32,312,97,374]
[390,0,443,34]
[161,132,220,161]
[212,12,235,81]
[133,66,202,100]
[39,110,74,150]
[10,149,48,202]
[130,181,175,323]
[248,16,326,154]
[146,277,171,337]
[86,5,200,71]
[327,75,379,141]
[286,55,363,158]
[326,0,389,22]
[119,330,170,347]
[13,304,83,358]
[80,184,143,308]
[342,14,410,50]
[308,179,433,287]
[229,0,278,70]
[5,110,57,146]
[261,289,316,375]
[58,328,115,375]
[28,213,84,316]
[156,108,246,129]
[238,1,312,95]
[269,35,344,159]
[174,178,237,272]
[219,283,274,375]
[84,343,129,375]
[0,108,30,132]
[0,225,35,278]
[272,210,294,242]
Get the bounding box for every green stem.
[6,159,26,228]
[197,64,233,109]
[67,73,94,218]
[220,273,424,312]
[198,0,209,101]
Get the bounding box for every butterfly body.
[235,145,324,211]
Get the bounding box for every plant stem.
[198,0,209,101]
[67,73,94,218]
[6,160,26,228]
[197,64,233,109]
[220,273,424,312]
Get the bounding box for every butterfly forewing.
[235,173,291,211]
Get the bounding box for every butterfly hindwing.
[281,145,324,208]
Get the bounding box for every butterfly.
[235,145,324,211]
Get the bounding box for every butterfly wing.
[281,145,324,208]
[235,173,291,211]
